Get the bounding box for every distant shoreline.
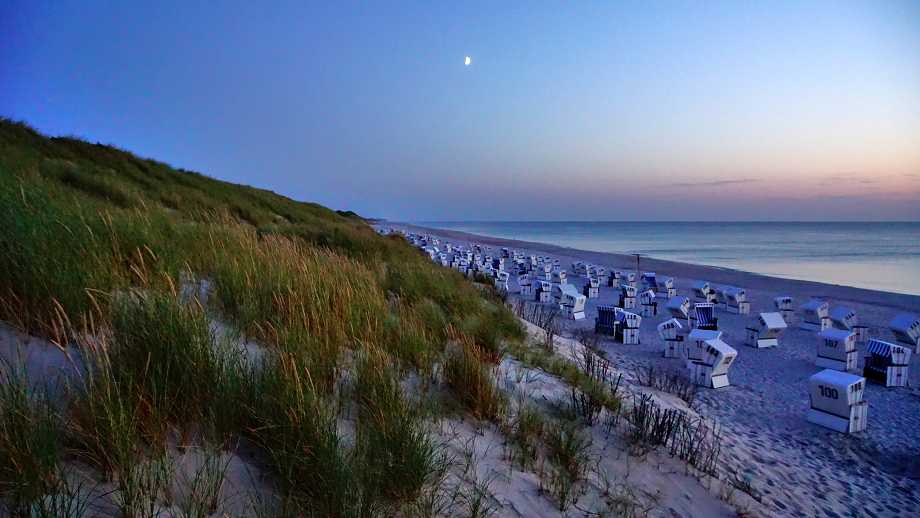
[386,221,920,312]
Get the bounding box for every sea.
[417,222,920,296]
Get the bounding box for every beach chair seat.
[595,305,619,336]
[800,299,830,331]
[889,313,920,353]
[863,339,911,387]
[693,303,718,331]
[816,328,857,372]
[745,312,787,348]
[807,369,867,433]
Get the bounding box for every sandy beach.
[391,222,920,517]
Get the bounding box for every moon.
[464,56,471,66]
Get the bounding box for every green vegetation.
[0,118,523,514]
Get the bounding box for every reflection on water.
[420,221,920,296]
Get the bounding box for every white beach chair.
[817,328,857,372]
[638,289,658,317]
[622,271,637,287]
[619,284,637,310]
[561,290,587,321]
[863,339,911,388]
[800,299,830,331]
[722,286,750,315]
[517,273,531,294]
[552,269,567,285]
[658,276,677,298]
[535,280,552,303]
[615,309,642,345]
[640,272,658,292]
[608,270,622,288]
[692,281,717,302]
[889,313,920,353]
[542,263,553,281]
[807,369,867,433]
[829,306,868,343]
[687,329,723,363]
[745,312,787,348]
[582,276,600,299]
[687,338,737,389]
[658,318,685,359]
[666,296,691,321]
[774,296,794,322]
[494,271,510,292]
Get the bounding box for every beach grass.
[0,118,523,513]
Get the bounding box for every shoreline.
[393,222,920,312]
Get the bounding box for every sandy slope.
[393,222,920,518]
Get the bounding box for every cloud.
[819,173,879,185]
[668,178,761,188]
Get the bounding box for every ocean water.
[419,222,920,296]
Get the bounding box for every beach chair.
[622,271,637,287]
[608,270,622,288]
[774,296,794,322]
[552,269,567,285]
[582,276,600,299]
[807,370,867,433]
[639,289,658,317]
[619,284,637,310]
[817,328,857,372]
[889,313,920,353]
[535,280,552,303]
[658,318,685,358]
[518,274,533,297]
[863,339,911,388]
[616,309,642,345]
[829,306,868,343]
[722,286,750,315]
[560,286,587,320]
[687,329,723,363]
[595,267,609,286]
[494,271,510,292]
[800,299,830,331]
[595,305,618,336]
[658,276,677,298]
[572,261,586,275]
[693,303,719,331]
[542,263,553,281]
[687,338,737,389]
[745,312,787,348]
[641,272,658,292]
[693,281,716,302]
[666,296,690,321]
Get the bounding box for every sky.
[2,1,919,221]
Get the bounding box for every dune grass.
[0,118,527,512]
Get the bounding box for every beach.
[392,222,920,517]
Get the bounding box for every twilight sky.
[2,1,919,221]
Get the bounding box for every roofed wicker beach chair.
[641,271,658,292]
[659,318,685,358]
[639,289,658,317]
[607,270,622,288]
[807,369,867,433]
[745,312,787,348]
[863,339,911,387]
[535,280,553,303]
[889,313,920,353]
[693,302,718,331]
[560,284,586,320]
[582,276,600,299]
[817,328,857,372]
[666,296,690,320]
[616,309,642,344]
[595,305,618,336]
[657,276,677,297]
[693,281,716,302]
[774,295,795,322]
[829,305,868,342]
[800,299,830,331]
[619,284,637,309]
[722,286,749,315]
[687,337,737,389]
[687,329,722,363]
[494,271,510,292]
[518,273,533,297]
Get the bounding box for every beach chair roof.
[866,339,897,357]
[810,368,864,389]
[759,312,787,330]
[801,299,828,311]
[818,328,853,342]
[689,329,722,342]
[706,338,736,358]
[829,306,856,321]
[666,296,689,309]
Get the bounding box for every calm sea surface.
[419,222,920,296]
